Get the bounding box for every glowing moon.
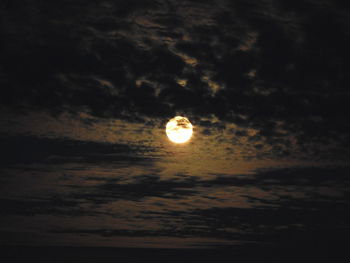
[166,116,193,143]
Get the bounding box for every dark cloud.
[53,196,350,251]
[66,174,199,204]
[129,166,350,246]
[1,161,350,251]
[0,135,155,166]
[0,197,84,217]
[59,165,350,206]
[1,0,349,148]
[226,166,350,187]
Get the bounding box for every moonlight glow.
[166,116,193,143]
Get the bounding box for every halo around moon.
[166,116,193,143]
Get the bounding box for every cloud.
[52,195,350,250]
[66,174,199,204]
[0,135,155,166]
[59,165,350,206]
[0,197,83,217]
[1,163,349,249]
[1,0,350,154]
[205,166,350,188]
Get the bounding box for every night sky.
[1,0,350,261]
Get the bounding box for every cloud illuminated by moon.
[166,116,193,143]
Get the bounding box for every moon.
[166,116,193,144]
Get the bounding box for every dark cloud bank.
[0,135,349,261]
[1,0,350,142]
[1,163,350,261]
[1,140,349,251]
[0,135,155,166]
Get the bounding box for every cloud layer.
[1,0,350,251]
[1,135,349,248]
[1,0,350,145]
